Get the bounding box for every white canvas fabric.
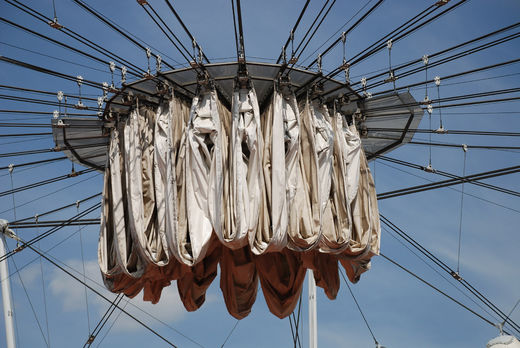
[251,88,298,254]
[219,88,263,249]
[99,127,148,298]
[153,101,173,265]
[340,126,380,283]
[183,89,223,265]
[319,109,353,253]
[123,106,168,266]
[343,123,362,205]
[487,335,520,348]
[287,99,321,251]
[311,102,334,218]
[98,85,382,317]
[164,95,189,265]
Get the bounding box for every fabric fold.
[177,236,221,311]
[181,89,223,265]
[220,88,263,249]
[255,248,306,319]
[220,245,258,319]
[340,125,380,283]
[287,99,321,251]
[98,87,381,317]
[252,87,299,254]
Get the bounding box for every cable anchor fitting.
[287,30,297,64]
[156,55,162,74]
[75,76,86,109]
[109,61,116,89]
[144,48,153,79]
[48,16,63,29]
[121,66,127,84]
[450,270,462,280]
[435,0,450,6]
[0,219,21,243]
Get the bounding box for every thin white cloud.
[48,258,192,333]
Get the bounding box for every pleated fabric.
[255,248,306,319]
[287,99,321,251]
[340,125,380,283]
[220,245,258,319]
[252,88,298,255]
[319,109,353,253]
[182,89,223,265]
[98,86,381,319]
[218,88,264,249]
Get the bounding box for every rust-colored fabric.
[255,248,306,319]
[220,245,258,319]
[177,236,222,311]
[98,88,381,318]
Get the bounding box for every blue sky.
[0,0,519,347]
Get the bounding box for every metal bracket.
[435,0,449,6]
[424,164,436,173]
[48,17,63,29]
[288,56,298,65]
[450,270,462,280]
[384,70,396,83]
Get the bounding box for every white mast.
[0,226,16,348]
[308,270,317,348]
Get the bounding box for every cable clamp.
[435,126,447,134]
[74,101,86,110]
[288,30,298,65]
[53,110,60,119]
[137,0,148,4]
[462,144,468,152]
[450,270,462,280]
[8,164,14,174]
[495,322,504,335]
[435,0,450,6]
[384,70,396,83]
[156,55,162,73]
[57,91,64,102]
[422,54,429,65]
[424,164,435,173]
[48,17,63,29]
[121,66,128,84]
[281,45,287,65]
[434,76,441,86]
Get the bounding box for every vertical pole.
[308,270,317,348]
[0,235,16,348]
